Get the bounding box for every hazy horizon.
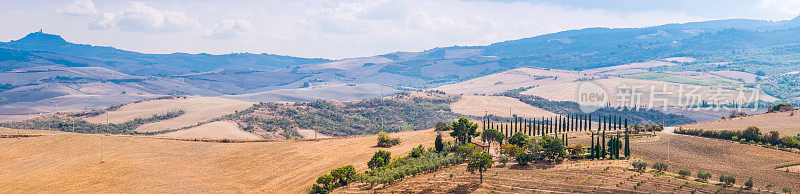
[4,0,800,59]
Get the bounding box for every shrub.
[631,160,647,172]
[330,165,356,186]
[435,121,452,131]
[769,103,793,113]
[500,143,524,157]
[538,135,566,161]
[744,177,753,189]
[508,131,529,148]
[523,138,540,152]
[435,134,444,152]
[652,161,668,172]
[368,150,392,170]
[516,152,536,165]
[742,126,761,142]
[782,187,792,193]
[357,150,464,186]
[718,174,735,187]
[377,132,401,147]
[311,173,336,193]
[410,145,425,158]
[309,183,328,194]
[498,155,509,166]
[697,171,711,182]
[766,131,781,144]
[570,144,585,156]
[678,169,691,178]
[456,144,477,159]
[781,136,799,148]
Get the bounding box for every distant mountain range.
[3,16,800,114]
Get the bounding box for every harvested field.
[339,160,730,193]
[583,60,677,75]
[521,77,776,107]
[84,97,253,132]
[633,133,800,191]
[776,164,800,173]
[661,57,697,63]
[681,109,800,137]
[434,67,583,95]
[342,132,799,193]
[711,71,759,83]
[663,107,767,123]
[156,121,261,140]
[0,128,441,193]
[0,114,40,122]
[297,129,332,139]
[451,95,558,118]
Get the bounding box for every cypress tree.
[589,132,597,159]
[624,118,630,158]
[511,116,515,135]
[528,119,532,136]
[616,130,621,159]
[601,116,607,159]
[573,114,577,132]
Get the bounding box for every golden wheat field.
[0,127,440,193]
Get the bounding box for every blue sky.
[1,0,799,59]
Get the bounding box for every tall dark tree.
[601,116,607,159]
[590,130,595,158]
[624,118,630,158]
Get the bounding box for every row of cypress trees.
[482,113,631,159]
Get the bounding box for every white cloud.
[759,0,800,16]
[206,19,255,39]
[58,0,97,16]
[89,1,198,32]
[89,12,116,30]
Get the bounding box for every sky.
[2,0,800,59]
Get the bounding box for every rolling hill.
[4,16,800,116]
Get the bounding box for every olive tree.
[467,152,494,184]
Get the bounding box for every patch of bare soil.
[632,133,800,192]
[339,160,740,193]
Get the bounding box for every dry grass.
[156,121,262,140]
[344,132,799,193]
[680,109,800,137]
[522,77,776,107]
[434,67,583,95]
[776,165,800,173]
[451,95,558,118]
[0,114,41,122]
[0,128,441,193]
[710,71,759,83]
[341,160,726,193]
[297,129,332,139]
[84,97,254,132]
[582,60,678,75]
[632,133,800,191]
